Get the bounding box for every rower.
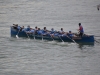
[35,26,38,30]
[42,27,47,33]
[12,24,22,31]
[12,24,18,29]
[37,28,43,35]
[26,25,31,31]
[42,27,48,35]
[67,31,74,37]
[17,25,21,31]
[50,28,55,34]
[58,28,65,34]
[21,26,25,31]
[34,26,38,34]
[26,28,35,34]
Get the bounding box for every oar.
[32,33,35,40]
[94,39,100,43]
[94,36,100,37]
[42,34,43,41]
[86,34,100,44]
[25,32,30,40]
[58,35,64,42]
[93,37,100,43]
[66,35,77,44]
[16,30,20,38]
[34,35,35,40]
[50,34,54,41]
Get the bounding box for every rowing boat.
[10,26,94,44]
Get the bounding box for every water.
[0,0,100,75]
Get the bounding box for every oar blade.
[16,35,19,38]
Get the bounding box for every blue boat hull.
[10,26,94,43]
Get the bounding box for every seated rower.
[13,24,18,29]
[43,27,53,36]
[26,28,35,34]
[58,28,65,34]
[35,26,38,30]
[37,28,43,35]
[26,25,31,31]
[21,26,25,31]
[17,25,21,31]
[34,26,38,34]
[50,28,63,37]
[42,27,49,35]
[54,28,67,37]
[50,28,56,37]
[13,24,21,31]
[67,31,75,38]
[13,24,18,26]
[50,28,55,34]
[42,27,47,33]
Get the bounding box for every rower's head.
[35,26,38,29]
[51,28,54,31]
[27,25,30,28]
[22,26,24,28]
[38,28,40,30]
[69,31,71,33]
[79,23,81,26]
[13,24,18,27]
[61,28,63,30]
[44,27,46,30]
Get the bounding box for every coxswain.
[78,23,84,37]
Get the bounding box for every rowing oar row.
[16,31,100,44]
[16,31,77,44]
[34,34,77,44]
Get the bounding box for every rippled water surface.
[0,0,100,75]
